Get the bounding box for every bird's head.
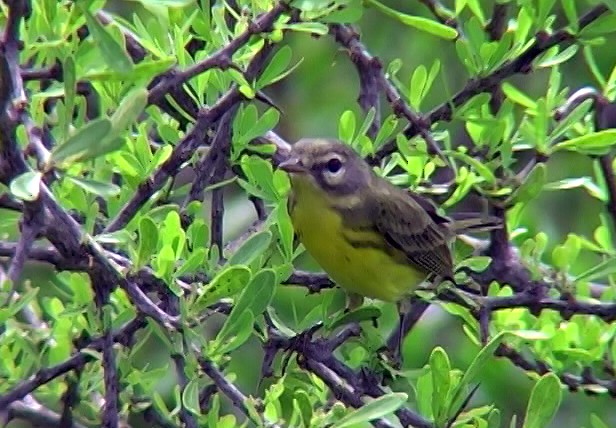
[278,138,373,196]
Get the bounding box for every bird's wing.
[373,188,454,279]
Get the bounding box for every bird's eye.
[326,158,343,173]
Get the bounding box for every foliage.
[1,0,616,427]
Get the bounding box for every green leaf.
[63,56,76,136]
[552,130,616,155]
[10,171,42,201]
[430,347,451,424]
[549,99,593,144]
[153,244,177,286]
[456,256,492,273]
[448,331,510,416]
[293,390,313,428]
[410,65,427,109]
[508,163,547,204]
[583,46,607,88]
[580,14,616,38]
[110,88,148,134]
[339,110,356,142]
[575,257,616,282]
[79,5,133,74]
[590,414,610,428]
[277,201,295,260]
[321,1,363,23]
[355,108,377,144]
[236,108,280,148]
[502,83,536,109]
[561,0,578,32]
[138,0,194,6]
[257,45,303,88]
[328,305,382,330]
[137,217,159,269]
[213,310,255,355]
[332,392,408,428]
[511,330,551,340]
[216,269,277,342]
[522,373,562,428]
[446,150,496,183]
[50,119,120,166]
[194,266,251,311]
[227,230,273,266]
[240,155,281,201]
[366,0,458,39]
[64,175,121,197]
[182,379,201,415]
[176,248,207,278]
[279,22,329,35]
[535,45,579,68]
[0,288,39,324]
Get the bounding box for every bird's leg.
[346,292,364,312]
[393,299,409,368]
[384,293,434,369]
[345,293,380,328]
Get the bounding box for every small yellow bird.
[279,138,499,313]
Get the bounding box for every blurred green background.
[4,0,616,427]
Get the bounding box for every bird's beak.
[278,157,306,174]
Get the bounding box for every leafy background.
[1,0,616,427]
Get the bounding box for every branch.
[330,24,445,160]
[5,201,43,286]
[300,359,400,428]
[495,343,616,395]
[554,86,616,229]
[372,4,610,162]
[197,355,282,428]
[266,323,433,428]
[147,3,289,105]
[417,0,460,34]
[0,317,145,409]
[4,395,88,428]
[104,42,275,233]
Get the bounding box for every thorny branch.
[1,0,616,427]
[372,4,610,163]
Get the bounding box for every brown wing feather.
[373,188,454,279]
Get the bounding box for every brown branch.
[330,24,444,160]
[0,317,145,409]
[265,323,433,428]
[5,396,88,428]
[197,355,283,428]
[147,3,289,105]
[104,43,275,234]
[417,0,460,34]
[372,4,610,163]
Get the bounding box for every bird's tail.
[448,213,503,234]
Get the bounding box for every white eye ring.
[324,157,344,175]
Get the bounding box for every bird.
[278,138,500,359]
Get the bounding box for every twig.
[373,4,610,162]
[495,343,616,395]
[329,25,381,139]
[147,3,289,105]
[330,24,444,160]
[5,202,42,287]
[485,3,509,41]
[197,355,282,428]
[265,322,433,428]
[0,317,145,409]
[417,0,460,34]
[5,395,88,428]
[300,358,400,428]
[104,43,275,233]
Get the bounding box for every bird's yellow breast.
[288,178,428,302]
